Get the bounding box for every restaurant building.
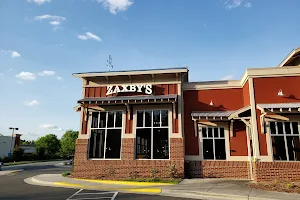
[73,47,300,182]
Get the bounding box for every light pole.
[9,127,19,156]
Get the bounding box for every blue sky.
[0,0,300,140]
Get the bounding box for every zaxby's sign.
[106,84,152,96]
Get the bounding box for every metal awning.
[257,103,300,112]
[78,94,177,105]
[191,111,235,120]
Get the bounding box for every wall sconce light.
[278,89,284,96]
[209,100,214,106]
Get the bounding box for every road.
[0,161,194,200]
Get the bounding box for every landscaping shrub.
[12,147,24,162]
[62,172,71,177]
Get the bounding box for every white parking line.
[67,189,118,200]
[67,189,83,200]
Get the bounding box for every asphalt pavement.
[0,161,194,200]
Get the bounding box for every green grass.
[3,159,64,166]
[122,178,182,184]
[62,172,71,177]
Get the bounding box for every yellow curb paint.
[74,179,173,186]
[54,182,85,187]
[53,182,161,194]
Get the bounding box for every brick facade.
[253,162,300,182]
[73,138,185,179]
[184,161,250,179]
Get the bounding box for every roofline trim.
[278,47,300,67]
[73,68,189,78]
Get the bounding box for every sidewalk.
[24,174,300,200]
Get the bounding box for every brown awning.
[78,94,177,105]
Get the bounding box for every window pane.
[202,128,207,138]
[292,122,299,135]
[270,122,276,135]
[272,136,287,160]
[99,112,107,128]
[220,128,225,138]
[105,129,121,159]
[161,110,168,126]
[88,132,95,158]
[203,139,214,159]
[153,110,160,127]
[208,128,213,138]
[91,112,99,128]
[90,130,105,158]
[145,111,152,127]
[215,139,226,160]
[136,128,151,159]
[286,136,300,161]
[284,122,291,135]
[107,112,114,128]
[277,122,283,135]
[153,128,169,159]
[115,111,122,128]
[137,111,144,127]
[214,128,219,138]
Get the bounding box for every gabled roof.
[278,47,300,67]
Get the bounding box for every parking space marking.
[67,189,118,200]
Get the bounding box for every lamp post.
[9,127,19,156]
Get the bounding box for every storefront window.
[270,122,300,161]
[135,110,169,159]
[202,127,226,160]
[89,111,122,159]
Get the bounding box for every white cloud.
[221,75,235,80]
[40,124,64,131]
[50,21,60,25]
[0,50,21,58]
[224,0,243,9]
[56,76,63,80]
[27,0,51,5]
[244,2,252,8]
[97,0,134,15]
[24,100,40,106]
[78,32,102,42]
[78,34,88,40]
[16,72,36,80]
[38,70,56,76]
[34,14,66,21]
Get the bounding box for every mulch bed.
[249,180,300,194]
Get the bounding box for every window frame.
[200,126,227,161]
[134,108,171,160]
[88,110,124,160]
[269,121,300,162]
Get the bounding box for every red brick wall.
[73,138,184,179]
[183,89,245,155]
[230,121,248,156]
[185,161,250,179]
[253,162,300,182]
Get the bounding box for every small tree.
[13,147,24,162]
[35,134,60,158]
[60,130,79,157]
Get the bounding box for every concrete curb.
[25,175,162,194]
[74,178,174,186]
[0,169,24,176]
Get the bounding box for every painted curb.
[27,176,162,194]
[74,178,174,186]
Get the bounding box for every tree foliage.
[12,146,24,162]
[60,130,79,156]
[35,134,60,157]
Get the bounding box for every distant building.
[0,134,21,158]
